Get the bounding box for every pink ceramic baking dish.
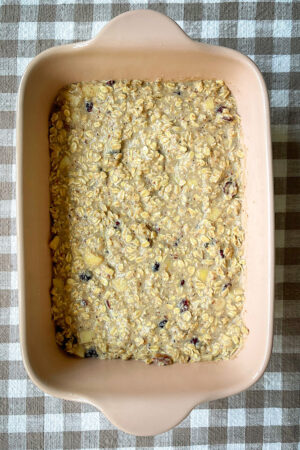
[17,10,274,435]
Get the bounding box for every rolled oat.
[49,79,248,365]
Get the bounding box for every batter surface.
[49,79,247,365]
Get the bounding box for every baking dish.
[17,10,274,436]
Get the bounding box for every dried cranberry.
[223,181,232,194]
[158,319,168,328]
[153,354,173,366]
[84,348,98,358]
[113,221,120,229]
[153,262,160,272]
[223,116,233,122]
[179,299,190,313]
[85,101,93,112]
[216,106,225,113]
[106,80,115,86]
[223,180,238,197]
[220,249,225,259]
[190,337,199,345]
[106,300,111,309]
[180,280,185,286]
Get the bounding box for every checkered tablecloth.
[0,1,299,448]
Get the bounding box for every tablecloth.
[0,1,299,449]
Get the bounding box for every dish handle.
[90,10,193,50]
[88,393,200,436]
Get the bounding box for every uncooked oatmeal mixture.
[49,79,248,365]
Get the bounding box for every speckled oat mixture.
[49,79,248,365]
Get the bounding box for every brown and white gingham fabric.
[0,1,299,448]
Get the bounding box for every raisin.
[180,279,185,286]
[174,233,183,247]
[81,299,88,306]
[190,337,199,345]
[113,221,120,229]
[106,300,111,309]
[173,91,181,95]
[158,319,168,328]
[55,324,63,333]
[204,242,209,249]
[222,282,232,291]
[109,150,121,155]
[220,249,225,259]
[106,80,115,87]
[174,237,181,247]
[84,348,98,358]
[153,354,173,366]
[153,262,160,272]
[179,299,190,313]
[85,101,93,112]
[79,270,93,282]
[223,116,233,122]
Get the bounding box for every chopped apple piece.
[79,330,93,344]
[49,236,60,250]
[197,268,208,282]
[84,250,103,267]
[209,207,221,221]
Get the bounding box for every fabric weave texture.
[0,1,299,448]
